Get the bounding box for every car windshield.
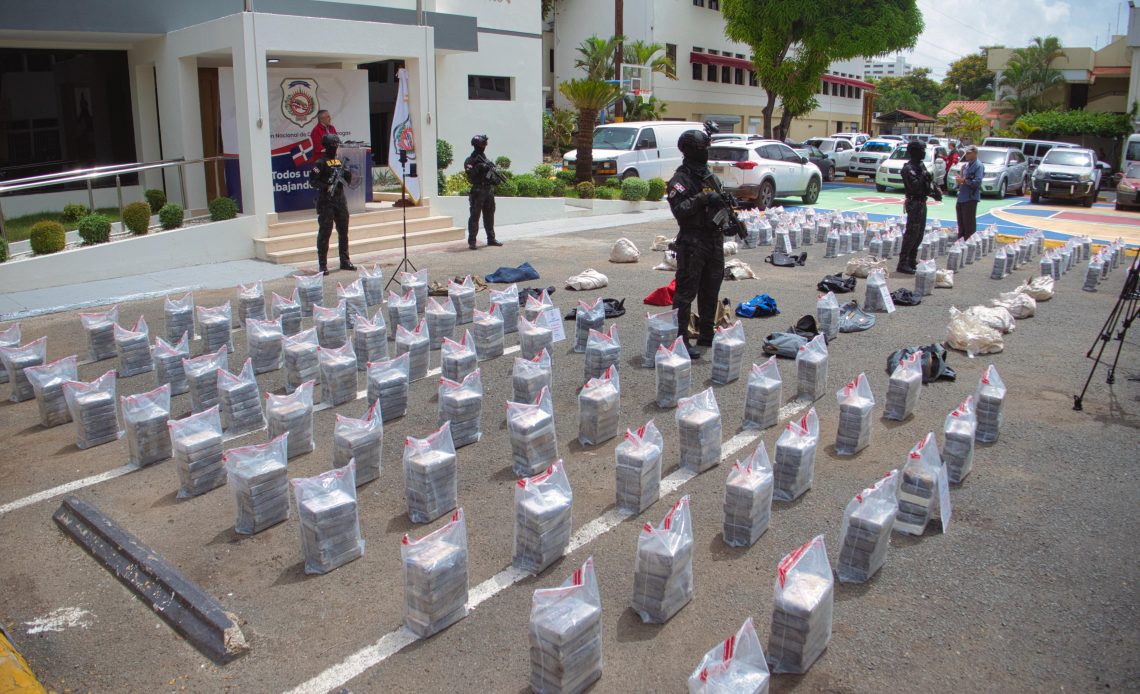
[888,146,909,160]
[862,142,894,153]
[807,139,835,153]
[792,148,810,157]
[1042,150,1092,167]
[708,147,749,163]
[1126,163,1140,178]
[978,151,1006,165]
[591,127,637,150]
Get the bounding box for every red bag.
[644,278,676,306]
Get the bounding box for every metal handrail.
[0,158,186,189]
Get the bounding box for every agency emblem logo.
[281,78,319,128]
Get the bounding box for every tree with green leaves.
[621,94,669,121]
[937,106,988,142]
[623,40,678,80]
[942,51,994,100]
[543,108,577,159]
[721,0,924,138]
[575,35,626,81]
[559,79,623,183]
[998,36,1065,117]
[872,68,955,118]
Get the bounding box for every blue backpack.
[736,294,779,318]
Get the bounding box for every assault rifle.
[699,120,747,240]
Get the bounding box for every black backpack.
[817,274,856,293]
[766,251,806,267]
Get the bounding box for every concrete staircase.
[253,201,464,265]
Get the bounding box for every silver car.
[946,146,1029,198]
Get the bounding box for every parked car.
[846,139,898,178]
[1029,147,1101,206]
[707,140,823,208]
[945,146,1028,198]
[711,133,765,144]
[981,137,1081,171]
[875,144,948,192]
[1115,163,1140,210]
[562,120,704,182]
[804,137,856,172]
[877,134,905,143]
[832,132,871,149]
[791,144,835,181]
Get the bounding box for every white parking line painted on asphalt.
[0,465,134,517]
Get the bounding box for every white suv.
[847,139,898,178]
[875,144,948,192]
[707,140,823,209]
[833,132,871,149]
[804,137,856,173]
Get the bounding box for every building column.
[231,13,275,217]
[153,53,208,211]
[127,61,164,193]
[405,37,436,203]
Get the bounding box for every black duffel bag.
[817,274,856,293]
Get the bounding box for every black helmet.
[906,141,925,160]
[322,133,341,148]
[678,129,711,159]
[471,134,488,149]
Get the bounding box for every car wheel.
[756,180,775,210]
[1019,175,1027,195]
[621,169,639,180]
[826,165,834,182]
[1083,193,1095,208]
[875,183,887,192]
[1030,191,1040,204]
[1115,202,1122,211]
[802,177,821,204]
[998,179,1007,198]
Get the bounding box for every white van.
[563,121,705,182]
[1122,133,1140,172]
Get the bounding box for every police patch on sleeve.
[668,181,686,199]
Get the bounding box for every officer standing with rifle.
[897,140,941,274]
[464,134,505,250]
[666,122,746,359]
[309,133,356,274]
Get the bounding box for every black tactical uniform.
[898,141,941,274]
[668,129,728,359]
[309,134,355,273]
[464,134,503,250]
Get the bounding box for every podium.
[338,144,373,214]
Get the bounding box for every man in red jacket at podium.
[310,110,337,162]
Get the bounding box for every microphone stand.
[385,148,417,290]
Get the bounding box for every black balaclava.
[471,134,488,154]
[906,141,926,162]
[678,130,711,168]
[322,133,340,159]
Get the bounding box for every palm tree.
[543,107,577,159]
[998,35,1065,116]
[623,40,678,80]
[574,35,626,81]
[621,94,668,121]
[559,79,622,183]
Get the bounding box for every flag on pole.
[388,68,421,203]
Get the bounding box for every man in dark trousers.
[309,133,355,274]
[897,140,942,274]
[667,127,728,359]
[464,134,503,250]
[954,145,983,240]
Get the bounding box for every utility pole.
[614,0,624,121]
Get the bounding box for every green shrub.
[158,203,184,230]
[514,173,540,197]
[604,176,622,189]
[77,214,112,245]
[0,236,8,263]
[437,139,454,170]
[595,186,616,200]
[535,178,556,197]
[555,169,576,185]
[533,163,556,178]
[437,170,446,195]
[445,172,472,196]
[122,201,152,235]
[495,176,519,197]
[646,177,667,201]
[551,181,567,198]
[208,196,239,221]
[62,203,90,224]
[497,168,514,181]
[495,155,512,170]
[621,177,651,202]
[144,189,167,213]
[575,181,596,199]
[29,220,67,255]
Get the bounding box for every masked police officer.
[309,133,355,274]
[464,134,503,250]
[667,127,730,359]
[897,140,942,274]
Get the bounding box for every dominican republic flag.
[291,137,314,167]
[388,68,421,203]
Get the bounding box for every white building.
[864,55,913,78]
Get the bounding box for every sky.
[897,0,1128,80]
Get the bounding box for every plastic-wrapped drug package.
[1,336,47,402]
[437,368,483,448]
[578,366,620,446]
[615,420,663,514]
[796,334,829,402]
[883,350,922,421]
[399,268,430,315]
[292,463,364,574]
[519,316,554,362]
[79,306,118,362]
[529,557,603,694]
[824,229,839,258]
[836,228,851,256]
[237,280,266,327]
[266,381,315,459]
[868,233,883,259]
[61,369,121,449]
[584,325,620,385]
[643,309,679,367]
[894,432,948,535]
[295,273,324,317]
[816,292,839,342]
[513,349,552,404]
[767,535,833,674]
[169,405,226,498]
[508,387,560,478]
[942,396,977,484]
[834,373,874,456]
[473,304,505,359]
[401,508,468,637]
[1083,256,1103,292]
[513,461,573,574]
[246,317,284,375]
[367,353,410,422]
[271,290,303,337]
[632,495,693,624]
[114,316,152,378]
[990,247,1008,280]
[395,319,430,381]
[710,321,746,385]
[655,336,691,409]
[282,329,319,393]
[353,311,389,370]
[387,289,419,339]
[122,383,173,467]
[0,323,20,384]
[425,296,457,350]
[314,300,348,349]
[196,302,233,354]
[25,355,79,428]
[773,408,819,502]
[688,618,770,694]
[974,364,1005,443]
[403,421,458,524]
[676,388,722,473]
[440,330,478,383]
[946,241,962,272]
[357,264,384,307]
[743,357,782,431]
[489,284,520,335]
[217,358,265,434]
[524,289,554,324]
[333,402,383,485]
[448,276,476,325]
[573,298,605,353]
[164,293,195,343]
[336,280,368,329]
[318,343,358,407]
[864,269,888,313]
[224,433,290,535]
[723,441,774,548]
[915,259,936,296]
[836,471,898,583]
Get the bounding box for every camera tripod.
[385,148,417,291]
[1073,253,1140,411]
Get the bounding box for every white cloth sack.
[609,237,640,263]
